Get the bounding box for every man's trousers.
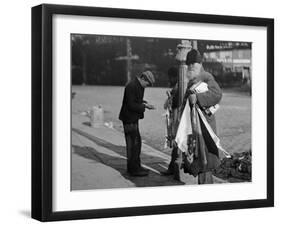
[123,122,142,173]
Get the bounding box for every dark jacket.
[119,78,146,123]
[171,84,179,109]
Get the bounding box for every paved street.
[71,112,200,190]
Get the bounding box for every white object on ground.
[104,121,114,129]
[90,105,104,128]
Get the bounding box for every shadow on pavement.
[82,121,91,127]
[72,128,184,188]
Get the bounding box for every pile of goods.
[214,150,252,182]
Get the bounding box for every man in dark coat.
[184,49,222,184]
[119,71,155,176]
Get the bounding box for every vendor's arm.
[196,73,222,107]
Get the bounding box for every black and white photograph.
[30,3,274,221]
[0,0,278,224]
[71,34,252,190]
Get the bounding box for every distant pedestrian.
[119,71,156,176]
[161,66,180,176]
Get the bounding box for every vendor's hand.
[145,103,156,110]
[188,94,197,105]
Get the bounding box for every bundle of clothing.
[214,151,252,181]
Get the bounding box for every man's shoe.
[128,170,148,177]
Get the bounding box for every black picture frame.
[32,3,274,222]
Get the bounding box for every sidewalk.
[71,113,224,190]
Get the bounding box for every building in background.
[202,42,251,88]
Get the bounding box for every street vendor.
[182,49,223,184]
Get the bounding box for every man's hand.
[144,103,156,110]
[189,94,197,105]
[163,99,169,110]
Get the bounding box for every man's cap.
[142,70,155,86]
[186,49,202,65]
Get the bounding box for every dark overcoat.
[184,68,223,173]
[119,78,146,124]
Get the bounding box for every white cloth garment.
[175,101,192,153]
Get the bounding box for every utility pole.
[81,37,90,85]
[192,40,198,50]
[174,40,192,182]
[175,40,192,106]
[116,38,139,83]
